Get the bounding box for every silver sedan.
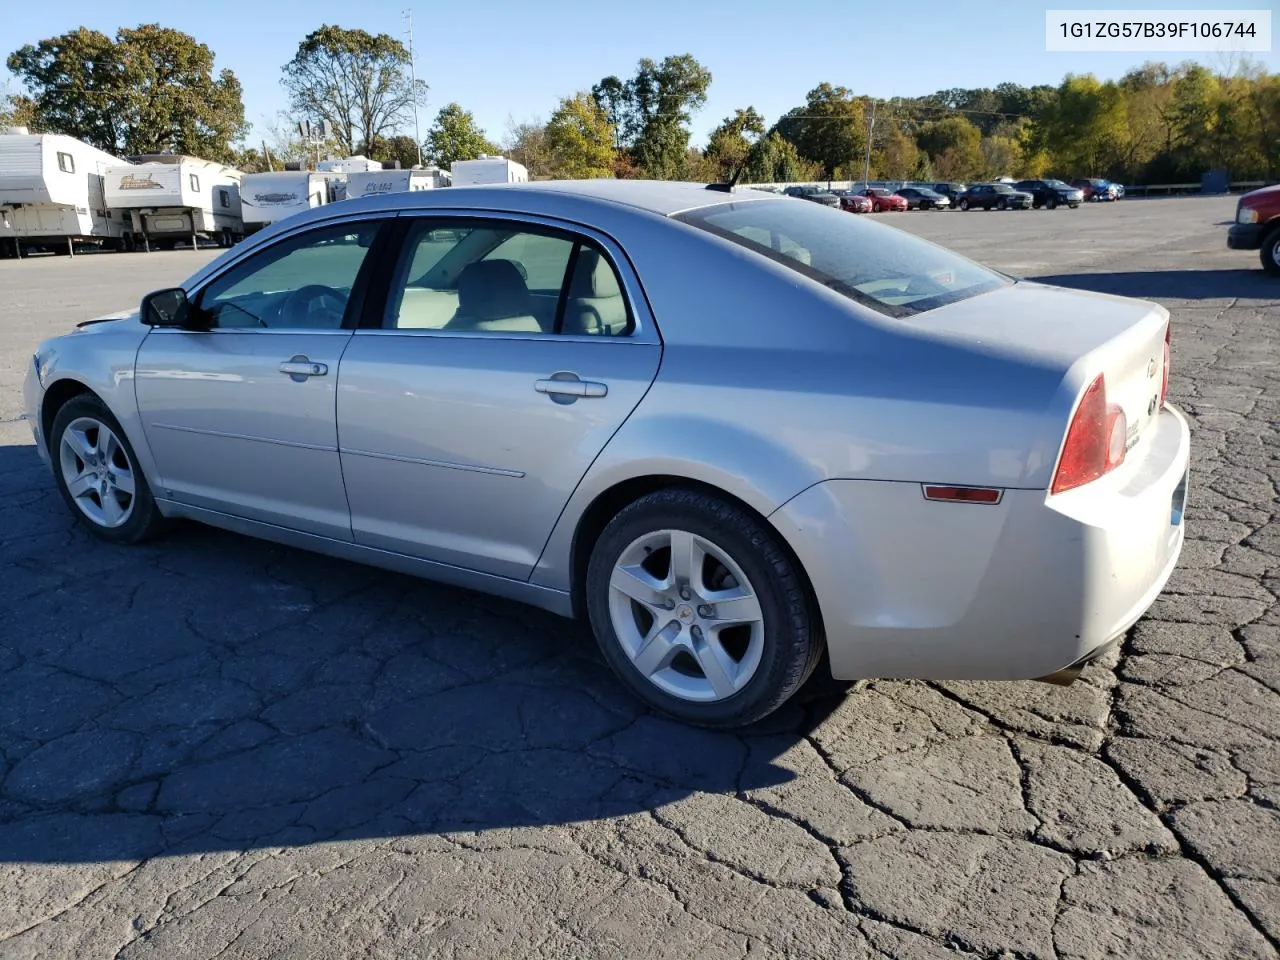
[23,180,1192,728]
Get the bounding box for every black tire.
[584,488,823,729]
[997,198,1008,210]
[1046,196,1057,210]
[49,394,168,544]
[1261,230,1280,277]
[959,198,969,210]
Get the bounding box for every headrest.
[456,259,530,320]
[569,247,621,299]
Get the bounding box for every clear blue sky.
[2,0,1275,149]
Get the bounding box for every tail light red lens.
[1160,321,1170,408]
[1051,374,1128,495]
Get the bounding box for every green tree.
[775,84,867,179]
[545,92,614,179]
[424,103,499,169]
[7,24,246,161]
[742,131,822,184]
[370,134,423,169]
[704,107,766,180]
[917,116,983,179]
[282,25,426,158]
[503,117,554,179]
[1037,74,1127,176]
[591,55,712,179]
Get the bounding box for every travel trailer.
[0,130,132,257]
[317,155,383,174]
[450,156,529,186]
[103,155,243,250]
[240,170,339,233]
[343,168,441,200]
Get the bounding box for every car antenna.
[706,158,748,193]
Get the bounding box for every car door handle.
[279,357,328,379]
[535,375,608,399]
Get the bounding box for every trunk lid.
[909,279,1170,462]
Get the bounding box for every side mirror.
[140,287,193,327]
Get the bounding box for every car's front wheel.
[1046,196,1057,210]
[585,488,822,729]
[959,198,969,210]
[50,395,167,543]
[1261,230,1280,277]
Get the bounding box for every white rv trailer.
[0,130,132,258]
[343,168,440,200]
[240,170,337,234]
[317,155,383,174]
[449,156,529,186]
[103,155,243,250]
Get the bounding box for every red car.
[861,187,908,212]
[838,192,873,213]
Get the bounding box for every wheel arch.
[565,473,826,649]
[40,377,97,455]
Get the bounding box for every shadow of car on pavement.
[0,441,847,865]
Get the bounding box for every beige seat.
[444,259,542,333]
[562,248,629,336]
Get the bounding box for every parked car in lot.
[860,187,909,212]
[835,191,873,213]
[1228,182,1280,276]
[23,180,1190,729]
[932,182,969,206]
[1070,178,1118,201]
[895,186,951,210]
[958,183,1033,210]
[1014,179,1085,209]
[783,185,841,208]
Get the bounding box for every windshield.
[674,198,1008,318]
[1045,179,1068,187]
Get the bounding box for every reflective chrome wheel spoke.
[610,563,669,613]
[631,621,682,677]
[65,470,97,499]
[100,488,126,526]
[110,466,136,496]
[608,526,767,704]
[667,529,704,591]
[692,634,739,699]
[703,588,762,627]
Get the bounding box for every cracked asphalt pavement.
[0,197,1276,959]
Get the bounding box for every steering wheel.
[278,284,347,328]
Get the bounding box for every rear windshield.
[674,198,1008,318]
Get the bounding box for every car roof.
[344,179,780,218]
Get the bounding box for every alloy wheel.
[58,416,136,529]
[607,528,765,703]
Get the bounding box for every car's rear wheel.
[1046,196,1057,210]
[585,488,822,729]
[51,395,167,544]
[1261,230,1280,277]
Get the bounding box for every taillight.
[1160,322,1170,408]
[1051,374,1128,495]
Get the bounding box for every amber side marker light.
[922,485,1003,505]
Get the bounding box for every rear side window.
[674,198,1007,318]
[190,174,200,192]
[57,152,75,174]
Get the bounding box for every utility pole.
[404,9,424,168]
[863,99,877,187]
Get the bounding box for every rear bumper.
[771,403,1192,682]
[1227,223,1265,250]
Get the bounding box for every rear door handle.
[535,374,608,399]
[279,356,328,380]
